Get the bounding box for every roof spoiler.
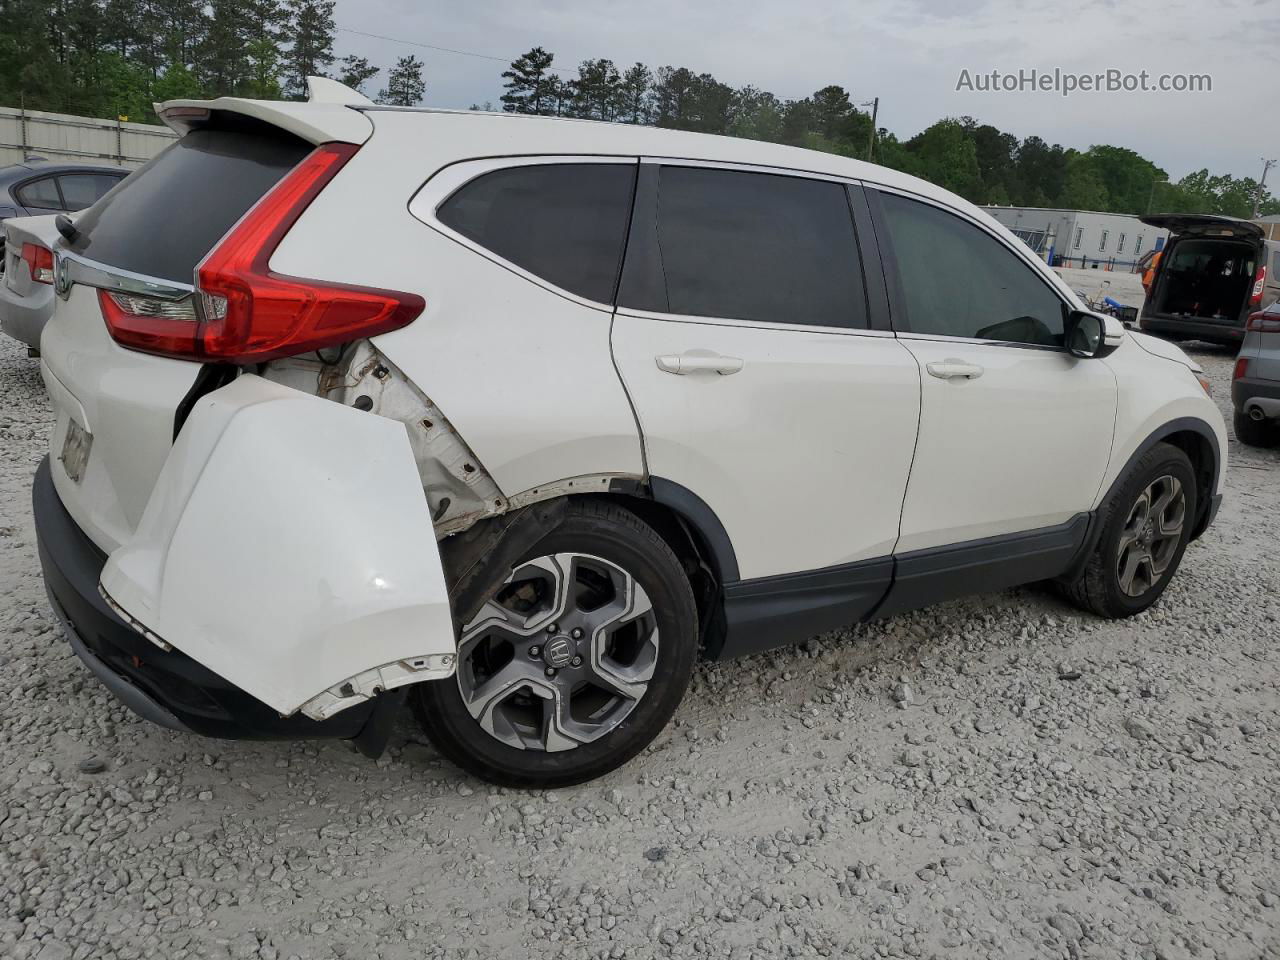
[154,78,374,145]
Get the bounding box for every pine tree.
[568,58,621,120]
[617,63,651,123]
[378,54,424,106]
[283,0,335,98]
[245,35,283,98]
[198,0,252,97]
[652,66,697,129]
[500,46,556,115]
[337,54,377,93]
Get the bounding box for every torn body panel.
[266,342,509,537]
[98,373,457,720]
[262,343,647,541]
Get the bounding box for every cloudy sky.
[333,0,1277,183]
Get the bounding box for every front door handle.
[655,353,745,376]
[926,359,985,380]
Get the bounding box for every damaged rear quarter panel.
[99,374,457,718]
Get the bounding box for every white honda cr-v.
[33,79,1226,786]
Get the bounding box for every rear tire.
[1061,443,1197,619]
[413,499,697,787]
[1234,409,1280,449]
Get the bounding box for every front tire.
[1061,442,1197,619]
[413,499,697,787]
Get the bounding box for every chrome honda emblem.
[542,636,575,669]
[54,254,72,298]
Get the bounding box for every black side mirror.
[1065,310,1123,359]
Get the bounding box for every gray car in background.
[1233,301,1280,447]
[0,159,128,352]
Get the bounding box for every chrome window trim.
[894,331,1069,354]
[407,155,638,314]
[639,155,858,186]
[615,305,896,339]
[54,248,195,302]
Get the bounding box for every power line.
[335,25,872,104]
[336,27,577,75]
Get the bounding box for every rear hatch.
[1140,214,1265,241]
[41,107,358,553]
[1140,214,1265,327]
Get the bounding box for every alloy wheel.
[455,553,660,752]
[1116,475,1185,598]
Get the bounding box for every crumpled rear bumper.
[34,456,378,740]
[36,372,460,739]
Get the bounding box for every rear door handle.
[926,359,985,380]
[655,353,745,376]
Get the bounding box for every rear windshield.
[67,117,310,284]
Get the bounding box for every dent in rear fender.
[98,374,457,720]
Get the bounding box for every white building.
[981,206,1169,271]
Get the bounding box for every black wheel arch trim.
[1059,416,1220,584]
[647,476,740,583]
[1105,417,1221,543]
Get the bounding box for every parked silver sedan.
[0,159,129,353]
[0,215,60,353]
[1233,302,1280,447]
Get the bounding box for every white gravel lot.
[1,336,1277,960]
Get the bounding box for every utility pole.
[1146,177,1168,214]
[1252,157,1276,219]
[862,97,878,162]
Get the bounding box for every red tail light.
[1246,310,1280,333]
[20,243,53,284]
[1233,357,1250,381]
[104,142,424,362]
[1250,265,1267,306]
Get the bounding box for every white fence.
[0,105,176,169]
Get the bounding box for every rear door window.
[437,163,637,304]
[67,119,310,284]
[57,173,125,211]
[15,177,63,211]
[636,166,866,328]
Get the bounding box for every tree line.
[496,47,1277,220]
[0,0,427,116]
[1,10,1272,220]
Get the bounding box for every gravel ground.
[1,336,1277,960]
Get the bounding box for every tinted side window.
[69,120,310,284]
[15,177,63,210]
[438,163,636,304]
[58,173,124,212]
[651,167,865,327]
[880,193,1066,347]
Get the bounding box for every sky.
[332,0,1277,184]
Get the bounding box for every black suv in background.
[1138,214,1280,346]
